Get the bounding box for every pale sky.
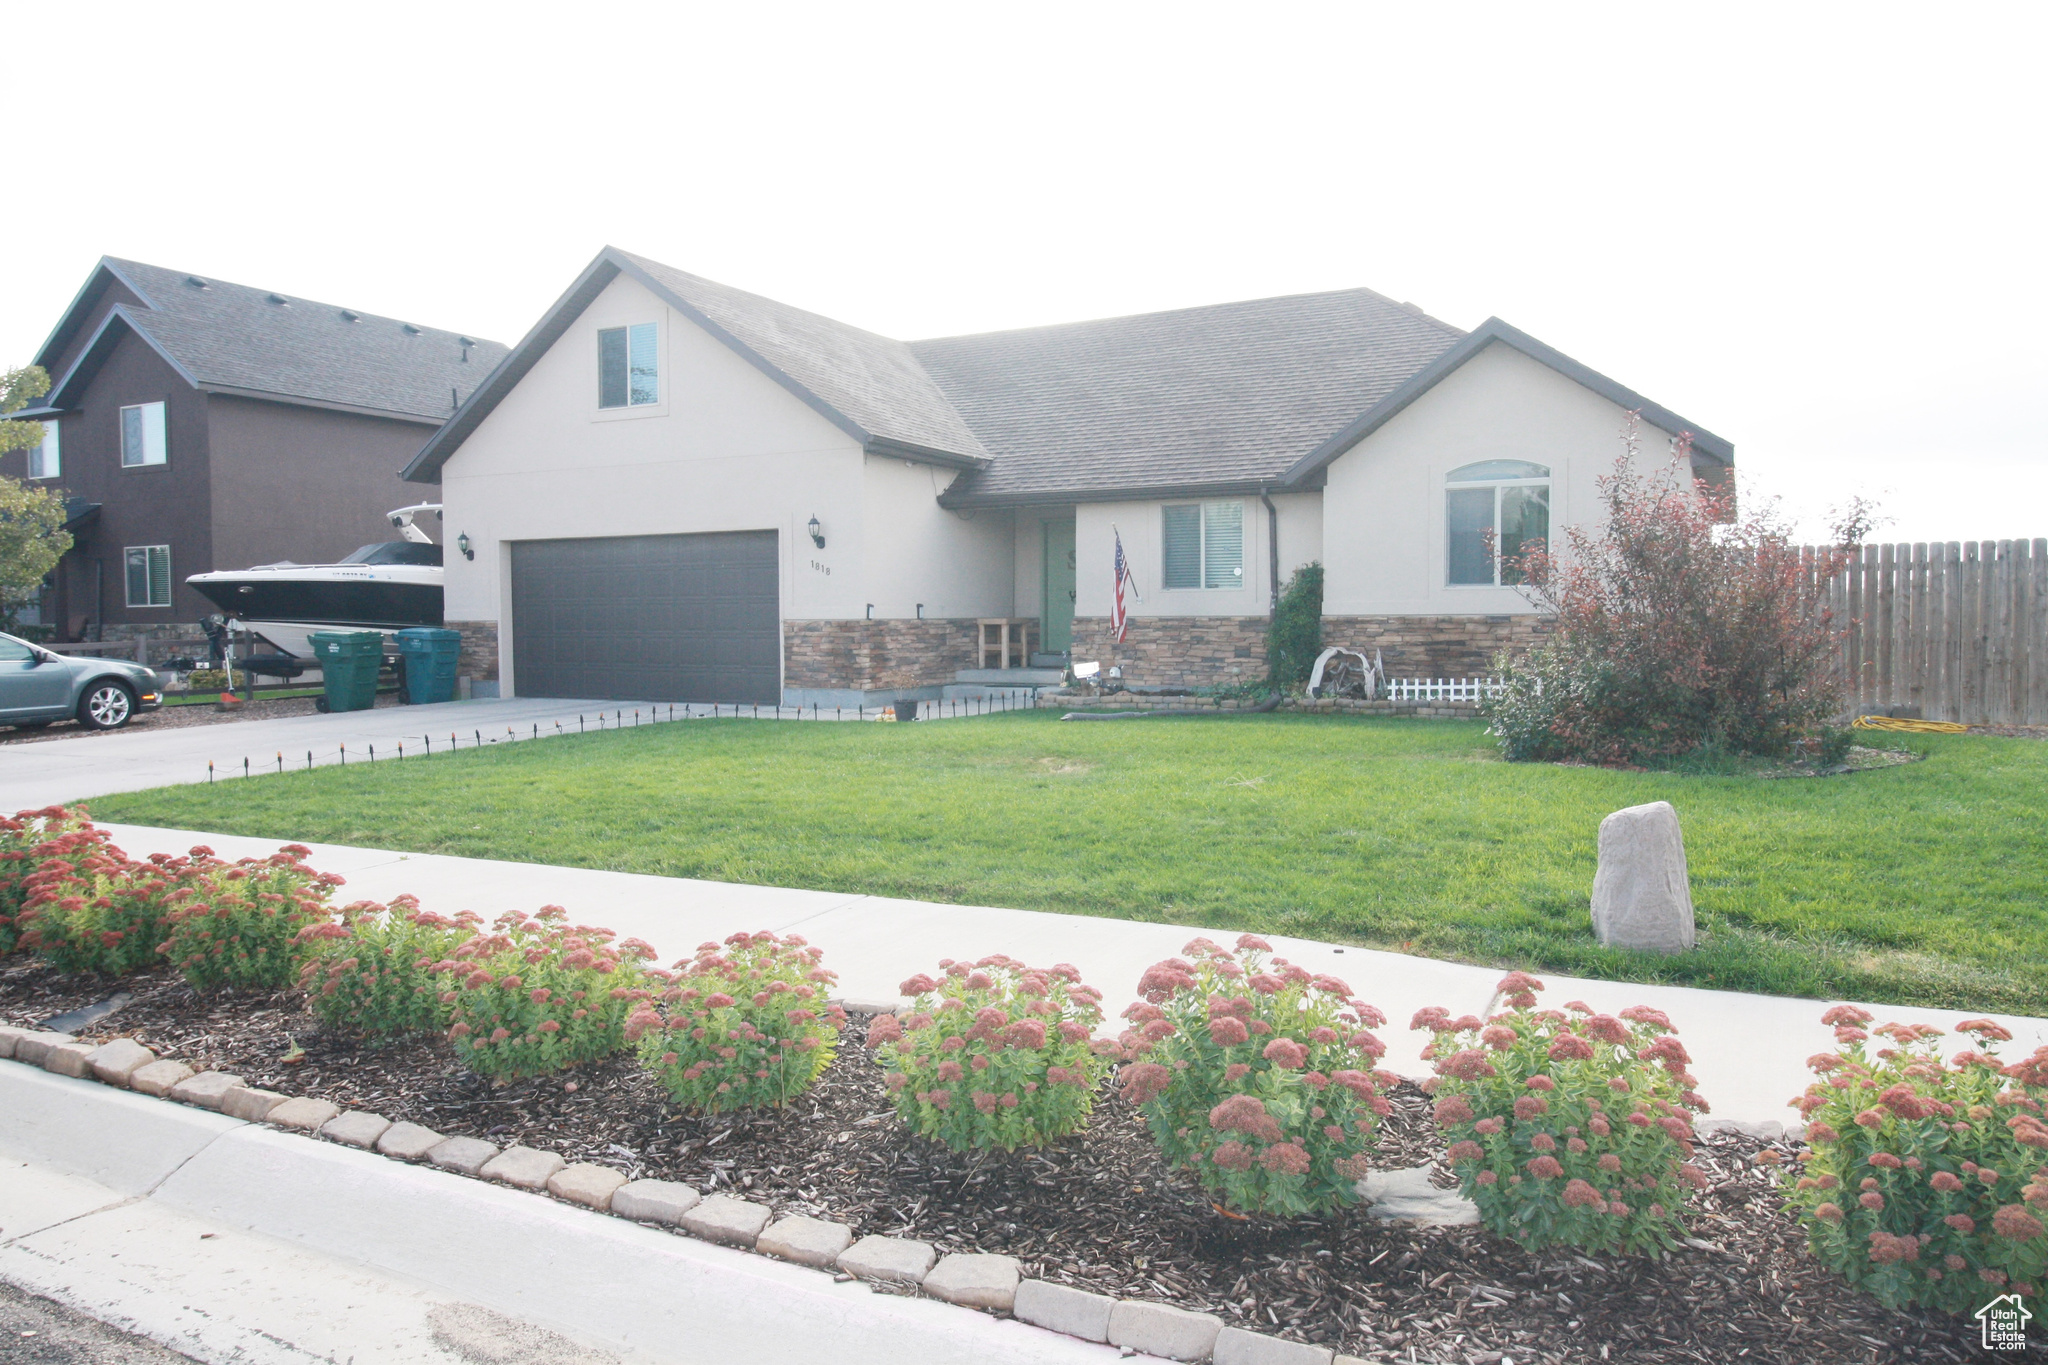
[5,2,2041,544]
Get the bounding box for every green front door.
[1042,519,1076,654]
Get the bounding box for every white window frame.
[1161,499,1246,591]
[27,420,59,479]
[596,322,661,410]
[1445,461,1550,588]
[125,544,173,608]
[120,401,168,467]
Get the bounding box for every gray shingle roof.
[910,290,1463,503]
[52,259,508,422]
[616,251,990,461]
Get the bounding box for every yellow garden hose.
[1851,715,1973,734]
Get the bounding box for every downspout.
[1259,486,1280,613]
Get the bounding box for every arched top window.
[1448,460,1549,483]
[1447,461,1550,586]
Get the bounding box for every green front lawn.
[89,714,2048,1014]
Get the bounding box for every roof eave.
[863,435,991,472]
[45,307,203,409]
[30,258,160,372]
[199,385,447,426]
[1279,318,1734,487]
[938,474,1306,511]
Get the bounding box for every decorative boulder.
[1590,800,1696,953]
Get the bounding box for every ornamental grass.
[1415,972,1709,1255]
[874,954,1109,1151]
[1785,1007,2048,1313]
[628,930,847,1112]
[1118,934,1392,1217]
[296,895,481,1038]
[432,907,659,1080]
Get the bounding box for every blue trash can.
[394,628,463,705]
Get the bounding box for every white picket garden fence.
[1379,676,1506,703]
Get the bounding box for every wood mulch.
[1,959,2019,1363]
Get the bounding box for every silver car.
[0,632,164,731]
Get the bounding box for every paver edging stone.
[0,1046,1357,1364]
[12,1030,75,1068]
[87,1038,156,1086]
[430,1135,502,1177]
[758,1214,855,1268]
[41,1040,97,1079]
[0,1024,29,1058]
[219,1086,289,1122]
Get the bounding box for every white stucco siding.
[857,457,1014,619]
[1319,341,1686,617]
[1073,491,1323,618]
[439,273,874,641]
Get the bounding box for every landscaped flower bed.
[0,807,2012,1362]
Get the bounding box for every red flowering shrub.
[296,896,479,1037]
[431,907,659,1080]
[0,806,100,955]
[15,836,190,977]
[1417,972,1708,1253]
[875,954,1107,1151]
[1786,1008,2048,1313]
[156,844,344,990]
[628,931,846,1112]
[1120,935,1391,1217]
[1484,419,1857,764]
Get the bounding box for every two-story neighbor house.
[5,258,507,638]
[405,247,1730,706]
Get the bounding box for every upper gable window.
[598,323,660,409]
[28,420,59,479]
[1446,460,1549,586]
[120,402,167,467]
[1161,500,1245,590]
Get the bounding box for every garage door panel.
[510,531,780,704]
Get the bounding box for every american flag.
[1111,528,1136,642]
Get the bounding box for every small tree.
[1265,562,1323,690]
[0,367,68,630]
[1484,415,1856,765]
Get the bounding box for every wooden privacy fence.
[1820,539,2048,725]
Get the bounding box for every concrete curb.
[0,1059,1252,1362]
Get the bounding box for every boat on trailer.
[185,504,444,659]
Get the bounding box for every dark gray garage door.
[509,531,780,703]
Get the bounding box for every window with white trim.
[120,402,167,467]
[1161,500,1245,590]
[597,323,659,408]
[125,545,172,608]
[1446,460,1549,586]
[27,420,58,479]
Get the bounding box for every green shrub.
[296,895,479,1038]
[873,954,1108,1152]
[0,806,98,954]
[434,907,658,1080]
[1784,1008,2048,1312]
[15,843,187,976]
[1265,563,1324,691]
[1118,935,1390,1217]
[156,844,343,991]
[1415,972,1708,1254]
[628,931,846,1112]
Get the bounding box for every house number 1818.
[810,559,831,575]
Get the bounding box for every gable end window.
[598,323,659,409]
[1161,500,1245,590]
[125,545,172,608]
[120,402,167,467]
[28,420,59,479]
[1446,460,1549,586]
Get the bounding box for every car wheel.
[78,681,136,730]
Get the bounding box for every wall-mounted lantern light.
[457,533,474,561]
[916,603,925,620]
[807,515,825,549]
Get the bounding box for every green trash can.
[395,628,463,705]
[308,631,385,713]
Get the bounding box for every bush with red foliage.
[1484,416,1859,764]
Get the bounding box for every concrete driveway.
[0,697,688,810]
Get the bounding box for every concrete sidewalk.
[93,822,2048,1130]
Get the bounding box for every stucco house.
[406,247,1731,706]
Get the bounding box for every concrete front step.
[953,667,1065,686]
